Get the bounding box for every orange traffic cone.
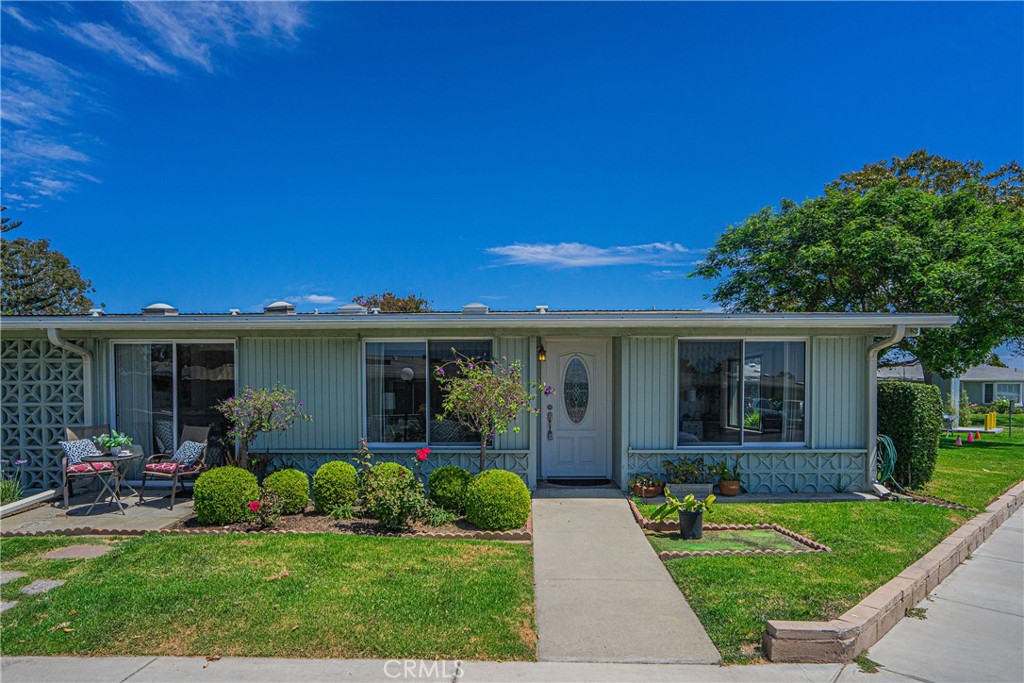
[955,435,963,446]
[967,432,975,443]
[975,431,982,441]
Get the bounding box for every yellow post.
[984,412,996,431]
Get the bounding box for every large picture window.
[366,339,492,444]
[113,342,235,460]
[678,340,806,447]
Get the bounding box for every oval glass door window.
[563,357,589,424]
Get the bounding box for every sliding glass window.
[113,343,235,464]
[678,340,806,447]
[366,340,492,445]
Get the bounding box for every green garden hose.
[875,434,900,490]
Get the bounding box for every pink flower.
[415,447,430,462]
[249,501,260,512]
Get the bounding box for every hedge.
[311,461,359,514]
[465,469,531,530]
[262,468,310,515]
[877,381,942,488]
[428,465,472,514]
[194,466,260,525]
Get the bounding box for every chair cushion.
[171,440,205,467]
[145,462,200,475]
[59,439,102,466]
[67,461,114,474]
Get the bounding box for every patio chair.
[138,425,211,509]
[61,425,115,511]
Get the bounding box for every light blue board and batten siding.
[235,335,534,485]
[623,335,871,493]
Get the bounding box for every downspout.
[866,325,905,490]
[47,328,94,424]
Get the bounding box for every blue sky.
[2,1,1022,361]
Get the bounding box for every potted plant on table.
[628,474,664,498]
[663,457,714,499]
[713,458,741,496]
[93,430,133,456]
[651,491,716,540]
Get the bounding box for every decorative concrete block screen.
[268,450,531,484]
[1,339,86,490]
[628,450,868,494]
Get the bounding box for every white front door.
[541,339,611,478]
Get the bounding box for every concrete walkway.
[531,488,720,663]
[842,506,1024,683]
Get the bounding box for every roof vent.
[141,303,178,316]
[462,302,490,315]
[229,308,241,316]
[337,303,369,315]
[263,301,296,315]
[369,307,381,315]
[535,305,549,314]
[88,308,105,317]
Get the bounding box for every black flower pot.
[678,510,703,540]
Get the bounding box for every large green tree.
[1,206,95,315]
[352,291,432,312]
[692,182,1024,377]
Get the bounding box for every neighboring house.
[959,364,1024,407]
[878,362,1024,407]
[1,303,955,495]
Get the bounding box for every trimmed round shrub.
[262,468,310,515]
[429,465,472,514]
[312,461,358,514]
[465,469,530,531]
[194,466,260,525]
[877,381,942,488]
[362,462,424,529]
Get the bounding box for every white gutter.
[8,313,960,332]
[46,328,94,423]
[866,325,906,488]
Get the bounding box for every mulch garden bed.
[168,505,532,541]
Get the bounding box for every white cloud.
[302,294,337,304]
[2,6,40,31]
[57,21,177,75]
[127,1,305,72]
[487,241,698,268]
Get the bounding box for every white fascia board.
[1,312,959,332]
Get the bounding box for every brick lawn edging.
[763,479,1024,663]
[0,513,532,542]
[627,498,831,558]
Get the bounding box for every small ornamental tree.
[215,383,313,473]
[434,353,552,473]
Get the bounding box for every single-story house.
[878,362,1024,408]
[0,303,956,495]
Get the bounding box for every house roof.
[959,364,1024,382]
[1,309,958,333]
[877,362,1024,382]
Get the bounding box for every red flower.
[249,500,260,512]
[415,447,430,461]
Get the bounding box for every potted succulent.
[94,430,133,456]
[628,474,664,498]
[651,491,716,539]
[714,458,741,496]
[663,457,714,499]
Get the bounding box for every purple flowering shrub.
[434,353,552,473]
[215,383,313,472]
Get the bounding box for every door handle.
[546,408,553,441]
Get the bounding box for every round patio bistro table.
[79,449,143,515]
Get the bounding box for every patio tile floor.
[1,490,194,535]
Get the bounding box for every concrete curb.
[763,479,1024,663]
[0,489,57,519]
[627,498,831,558]
[0,513,533,542]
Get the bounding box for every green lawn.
[646,528,809,554]
[636,423,1022,663]
[0,534,536,660]
[917,414,1024,509]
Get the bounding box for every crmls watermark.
[383,660,465,680]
